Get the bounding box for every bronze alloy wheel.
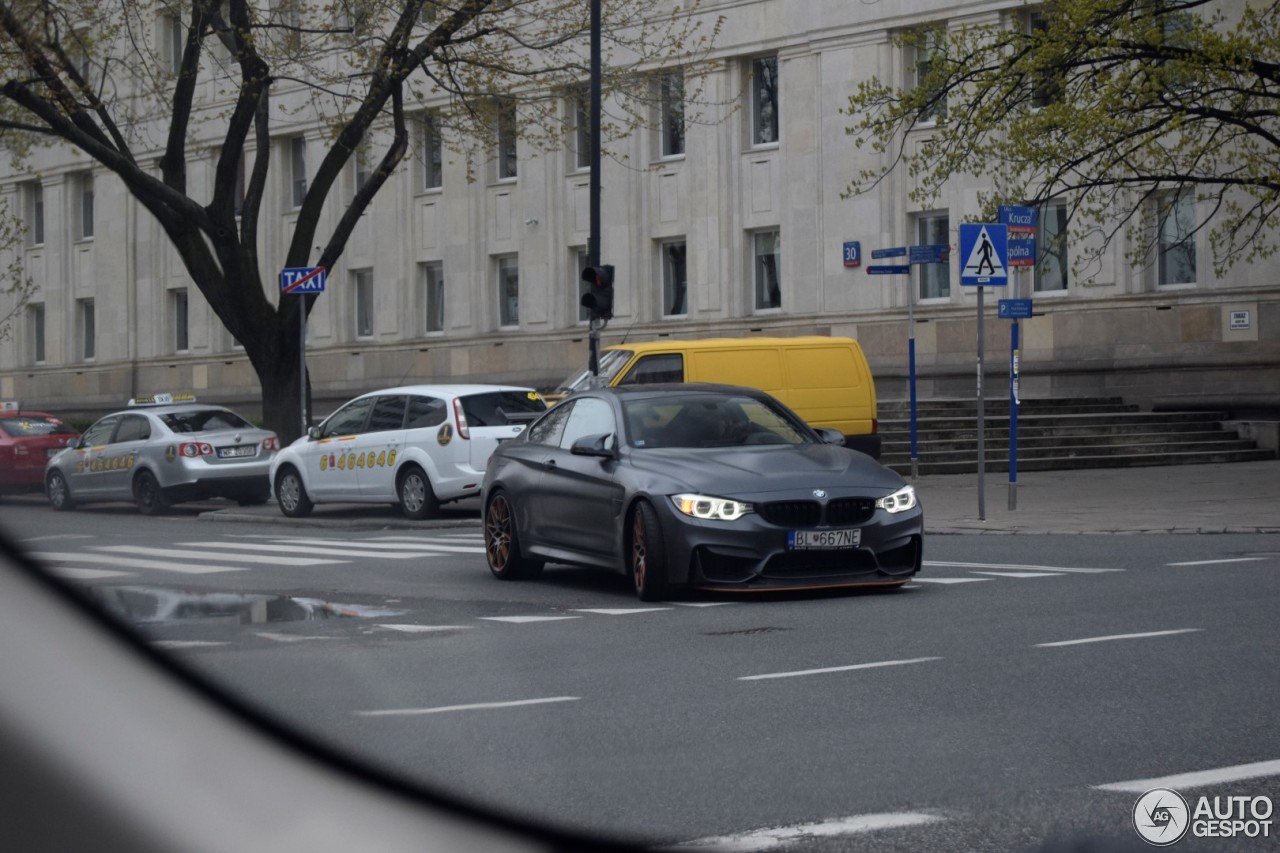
[485,492,543,580]
[629,501,669,601]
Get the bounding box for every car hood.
[622,444,905,498]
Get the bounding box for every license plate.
[217,446,256,459]
[788,528,861,550]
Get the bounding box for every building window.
[496,102,518,180]
[908,27,948,124]
[751,56,778,146]
[753,230,781,310]
[497,256,519,327]
[25,182,43,246]
[573,90,591,171]
[171,289,189,352]
[422,262,445,333]
[419,114,443,190]
[353,140,373,193]
[575,248,591,323]
[77,298,96,361]
[162,12,184,73]
[1035,200,1068,292]
[659,72,685,157]
[289,136,307,208]
[661,240,687,316]
[353,269,373,338]
[1157,189,1196,286]
[29,303,44,364]
[1023,10,1062,108]
[76,172,95,240]
[916,212,950,299]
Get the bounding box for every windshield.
[460,390,547,425]
[622,393,811,448]
[160,408,254,433]
[554,348,633,394]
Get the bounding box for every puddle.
[84,586,406,625]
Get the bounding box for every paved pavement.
[201,459,1280,535]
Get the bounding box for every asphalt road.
[1,497,1277,852]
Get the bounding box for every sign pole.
[908,267,918,480]
[976,285,986,521]
[1009,268,1020,511]
[300,299,307,436]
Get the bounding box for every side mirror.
[569,433,616,459]
[307,426,320,440]
[814,427,846,445]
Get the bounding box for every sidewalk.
[913,459,1280,534]
[202,460,1280,535]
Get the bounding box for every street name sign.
[866,264,910,275]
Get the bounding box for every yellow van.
[552,336,881,457]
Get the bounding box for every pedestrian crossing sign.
[959,223,1008,286]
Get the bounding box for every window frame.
[658,72,685,158]
[908,27,948,125]
[289,136,307,209]
[660,240,688,317]
[352,269,374,339]
[496,102,518,181]
[1034,200,1069,293]
[171,288,190,353]
[421,261,445,334]
[752,229,781,311]
[750,56,779,147]
[497,255,519,328]
[915,212,951,300]
[418,114,443,191]
[1156,189,1197,287]
[29,303,45,365]
[77,298,96,361]
[76,172,95,241]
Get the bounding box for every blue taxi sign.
[280,266,327,294]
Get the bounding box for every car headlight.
[672,493,753,521]
[875,485,917,514]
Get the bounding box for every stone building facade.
[1,0,1275,421]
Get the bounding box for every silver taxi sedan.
[45,394,280,514]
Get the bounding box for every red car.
[0,405,80,496]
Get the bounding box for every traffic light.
[581,264,615,320]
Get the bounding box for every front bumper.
[654,497,924,592]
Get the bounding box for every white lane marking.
[47,566,134,580]
[1166,557,1268,566]
[926,560,1121,574]
[1036,628,1202,648]
[356,696,580,717]
[971,571,1065,579]
[368,535,483,542]
[263,537,484,554]
[1094,759,1280,793]
[22,533,94,542]
[478,615,582,623]
[175,541,440,560]
[911,577,993,585]
[374,624,473,633]
[99,545,339,566]
[30,552,244,574]
[739,657,942,682]
[572,607,673,615]
[678,812,944,851]
[152,640,229,649]
[670,602,736,607]
[254,632,340,643]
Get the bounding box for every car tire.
[274,466,314,518]
[46,470,76,511]
[397,465,440,521]
[630,500,670,602]
[134,470,170,515]
[484,491,543,580]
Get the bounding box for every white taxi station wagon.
[44,393,280,514]
[269,384,547,520]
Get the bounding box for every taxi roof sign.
[128,393,197,407]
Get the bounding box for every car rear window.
[160,408,253,433]
[460,391,547,426]
[0,416,77,437]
